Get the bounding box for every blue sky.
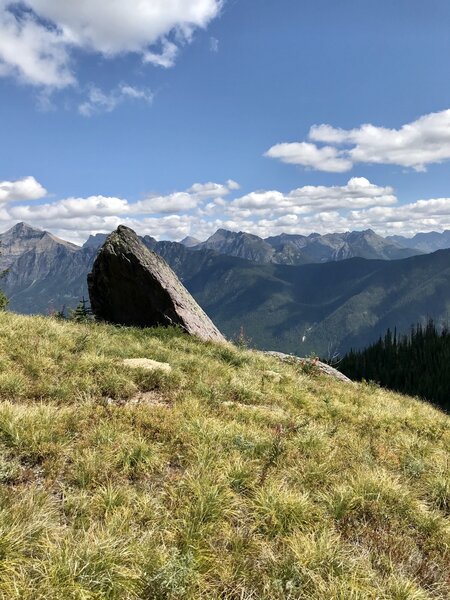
[1,0,450,243]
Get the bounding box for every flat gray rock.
[265,351,353,383]
[88,225,225,343]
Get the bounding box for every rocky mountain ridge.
[190,228,421,264]
[0,222,79,272]
[388,230,450,253]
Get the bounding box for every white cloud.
[0,176,47,202]
[134,179,239,213]
[79,84,153,116]
[232,178,396,212]
[4,175,450,242]
[210,37,219,52]
[349,198,450,229]
[265,142,352,173]
[227,179,240,190]
[134,192,199,214]
[188,180,239,199]
[231,190,286,210]
[119,85,153,101]
[25,0,222,54]
[9,195,128,220]
[0,0,223,87]
[143,39,179,68]
[266,109,450,173]
[0,7,74,88]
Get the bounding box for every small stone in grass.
[123,358,172,373]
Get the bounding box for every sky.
[2,0,450,244]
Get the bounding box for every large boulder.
[88,225,225,343]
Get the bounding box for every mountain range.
[387,230,450,253]
[188,228,420,264]
[2,222,450,356]
[83,227,421,264]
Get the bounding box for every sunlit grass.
[0,311,448,598]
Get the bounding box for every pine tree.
[54,305,67,320]
[0,243,8,311]
[0,289,8,311]
[70,297,92,322]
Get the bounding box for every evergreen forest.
[338,320,450,411]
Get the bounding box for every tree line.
[338,320,450,411]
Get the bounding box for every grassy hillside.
[0,313,448,599]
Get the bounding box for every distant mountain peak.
[82,233,108,249]
[3,222,79,249]
[12,221,35,230]
[209,228,236,239]
[0,223,79,272]
[209,229,263,242]
[5,222,43,238]
[180,235,201,248]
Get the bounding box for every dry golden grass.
[0,312,448,599]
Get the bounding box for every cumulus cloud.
[134,179,239,213]
[266,109,450,173]
[0,7,74,88]
[348,197,450,231]
[134,192,199,215]
[9,195,129,221]
[188,180,239,199]
[0,179,239,241]
[0,176,47,202]
[4,175,450,243]
[232,178,396,213]
[79,84,154,116]
[0,0,223,87]
[24,0,222,54]
[265,142,353,173]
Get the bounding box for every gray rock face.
[0,222,79,272]
[197,229,275,263]
[88,225,225,342]
[82,233,108,250]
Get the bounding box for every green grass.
[0,312,448,599]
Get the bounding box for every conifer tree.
[0,243,8,311]
[71,297,92,322]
